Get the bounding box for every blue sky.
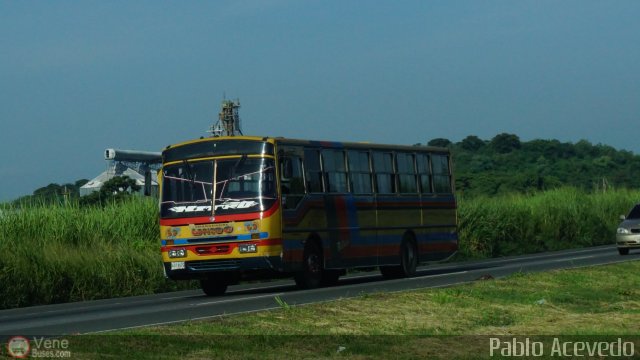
[1,1,639,201]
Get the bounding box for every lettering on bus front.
[167,200,260,213]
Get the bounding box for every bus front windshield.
[161,157,276,219]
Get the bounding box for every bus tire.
[380,236,418,278]
[200,276,229,296]
[399,237,418,277]
[294,240,323,289]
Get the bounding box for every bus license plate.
[239,244,258,253]
[170,261,185,270]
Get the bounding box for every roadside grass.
[1,187,639,309]
[0,198,195,309]
[456,187,640,259]
[65,260,640,359]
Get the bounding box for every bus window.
[304,149,323,193]
[416,153,432,194]
[347,150,372,194]
[373,152,395,194]
[322,149,348,193]
[432,154,451,193]
[280,156,305,209]
[396,153,417,194]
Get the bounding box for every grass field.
[59,260,640,359]
[0,187,638,309]
[457,187,640,258]
[0,198,195,309]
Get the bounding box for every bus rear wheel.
[295,241,323,289]
[381,237,418,278]
[200,276,229,296]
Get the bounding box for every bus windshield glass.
[161,157,276,218]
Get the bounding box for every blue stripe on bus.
[161,232,269,246]
[346,195,359,241]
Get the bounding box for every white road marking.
[552,255,594,262]
[194,293,284,307]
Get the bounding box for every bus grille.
[187,259,241,271]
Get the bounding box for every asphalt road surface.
[0,244,636,338]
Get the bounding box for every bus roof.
[164,136,450,155]
[273,137,450,154]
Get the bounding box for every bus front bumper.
[163,256,283,280]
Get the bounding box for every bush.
[457,187,640,258]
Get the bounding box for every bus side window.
[416,153,432,194]
[373,152,395,194]
[303,149,323,193]
[280,156,305,209]
[397,152,417,194]
[322,149,348,193]
[347,150,372,194]
[432,154,452,193]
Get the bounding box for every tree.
[460,135,485,151]
[427,138,452,148]
[490,133,521,153]
[79,176,140,206]
[100,176,140,196]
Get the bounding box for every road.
[0,244,636,338]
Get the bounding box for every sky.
[1,1,639,201]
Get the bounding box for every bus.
[160,136,458,295]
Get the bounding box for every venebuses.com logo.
[5,335,71,358]
[6,336,30,358]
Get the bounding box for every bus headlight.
[168,248,187,258]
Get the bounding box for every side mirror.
[144,170,152,196]
[619,215,626,221]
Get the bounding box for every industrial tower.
[209,99,243,137]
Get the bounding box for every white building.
[80,148,161,197]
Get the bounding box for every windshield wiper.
[183,160,195,182]
[230,154,248,180]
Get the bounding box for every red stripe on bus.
[335,197,350,241]
[161,238,283,255]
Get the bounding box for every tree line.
[13,176,141,206]
[426,133,640,198]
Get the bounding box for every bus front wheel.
[295,240,323,289]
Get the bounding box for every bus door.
[279,147,307,271]
[319,149,354,269]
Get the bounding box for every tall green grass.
[0,198,193,309]
[1,188,638,309]
[457,187,640,258]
